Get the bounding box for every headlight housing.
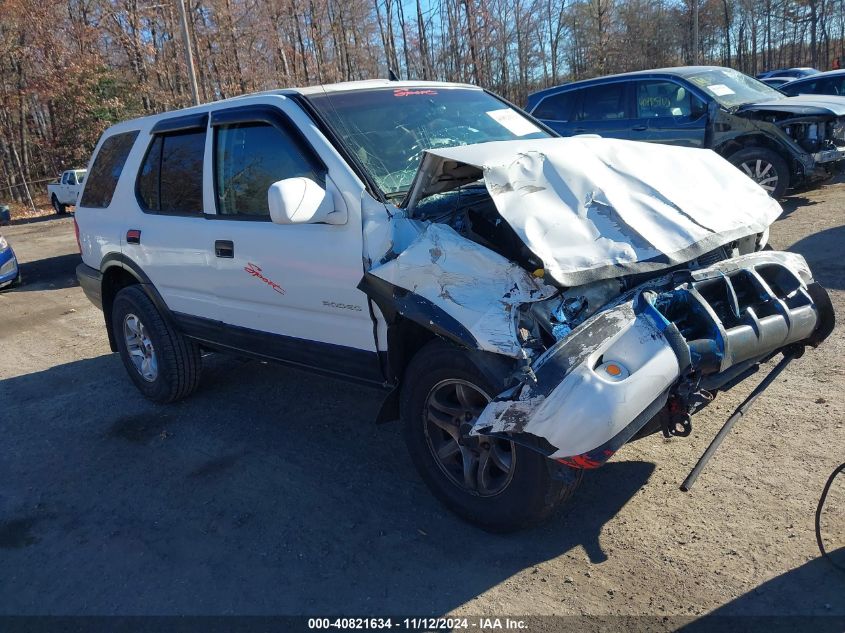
[0,235,8,251]
[0,255,17,276]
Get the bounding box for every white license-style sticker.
[486,108,542,137]
[707,84,735,96]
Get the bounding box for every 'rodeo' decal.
[244,262,285,295]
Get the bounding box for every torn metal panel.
[404,137,783,287]
[366,221,557,357]
[472,251,832,462]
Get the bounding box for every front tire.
[112,285,201,403]
[729,147,789,198]
[401,341,582,532]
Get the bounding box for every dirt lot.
[0,184,843,623]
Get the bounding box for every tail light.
[73,216,81,253]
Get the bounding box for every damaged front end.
[361,137,835,473]
[473,251,835,467]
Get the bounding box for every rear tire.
[729,147,789,198]
[111,285,201,403]
[51,195,67,215]
[401,340,582,532]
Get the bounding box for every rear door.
[128,113,223,322]
[634,79,707,148]
[570,81,636,139]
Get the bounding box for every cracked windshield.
[308,88,550,196]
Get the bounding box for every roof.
[101,79,480,134]
[785,68,845,83]
[527,66,728,107]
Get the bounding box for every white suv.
[75,80,834,531]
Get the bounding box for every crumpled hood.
[737,93,845,116]
[404,137,783,287]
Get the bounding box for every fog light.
[597,360,629,381]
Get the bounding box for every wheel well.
[386,317,437,384]
[101,266,140,351]
[717,135,790,162]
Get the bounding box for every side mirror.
[267,177,346,225]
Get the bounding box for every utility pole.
[692,0,700,64]
[176,0,200,105]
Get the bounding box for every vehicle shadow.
[0,352,654,615]
[787,223,845,290]
[777,194,818,219]
[5,211,69,227]
[9,253,80,292]
[678,551,845,630]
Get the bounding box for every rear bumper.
[472,251,835,465]
[76,262,103,310]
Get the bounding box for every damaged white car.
[76,81,834,532]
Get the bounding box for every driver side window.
[214,122,322,218]
[636,81,705,118]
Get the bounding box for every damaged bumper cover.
[471,251,835,466]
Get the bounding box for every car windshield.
[686,68,784,108]
[307,87,551,196]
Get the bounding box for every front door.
[203,100,380,379]
[634,79,707,148]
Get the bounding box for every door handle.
[632,125,648,131]
[215,240,234,258]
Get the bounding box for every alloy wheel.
[123,313,158,382]
[739,158,779,194]
[423,379,515,497]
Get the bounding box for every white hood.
[404,137,783,286]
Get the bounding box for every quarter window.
[214,122,321,218]
[137,129,205,214]
[79,131,139,208]
[533,92,576,121]
[575,84,628,121]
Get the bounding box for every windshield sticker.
[707,84,735,96]
[393,88,438,97]
[486,108,542,137]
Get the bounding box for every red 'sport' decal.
[244,262,285,295]
[393,88,438,97]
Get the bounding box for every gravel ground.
[0,183,843,623]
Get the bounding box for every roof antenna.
[388,68,400,81]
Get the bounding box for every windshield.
[307,87,550,196]
[686,68,784,108]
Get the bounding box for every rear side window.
[80,131,139,208]
[214,122,321,218]
[533,92,576,120]
[137,130,205,215]
[575,83,628,121]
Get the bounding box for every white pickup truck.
[73,80,834,531]
[47,169,86,214]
